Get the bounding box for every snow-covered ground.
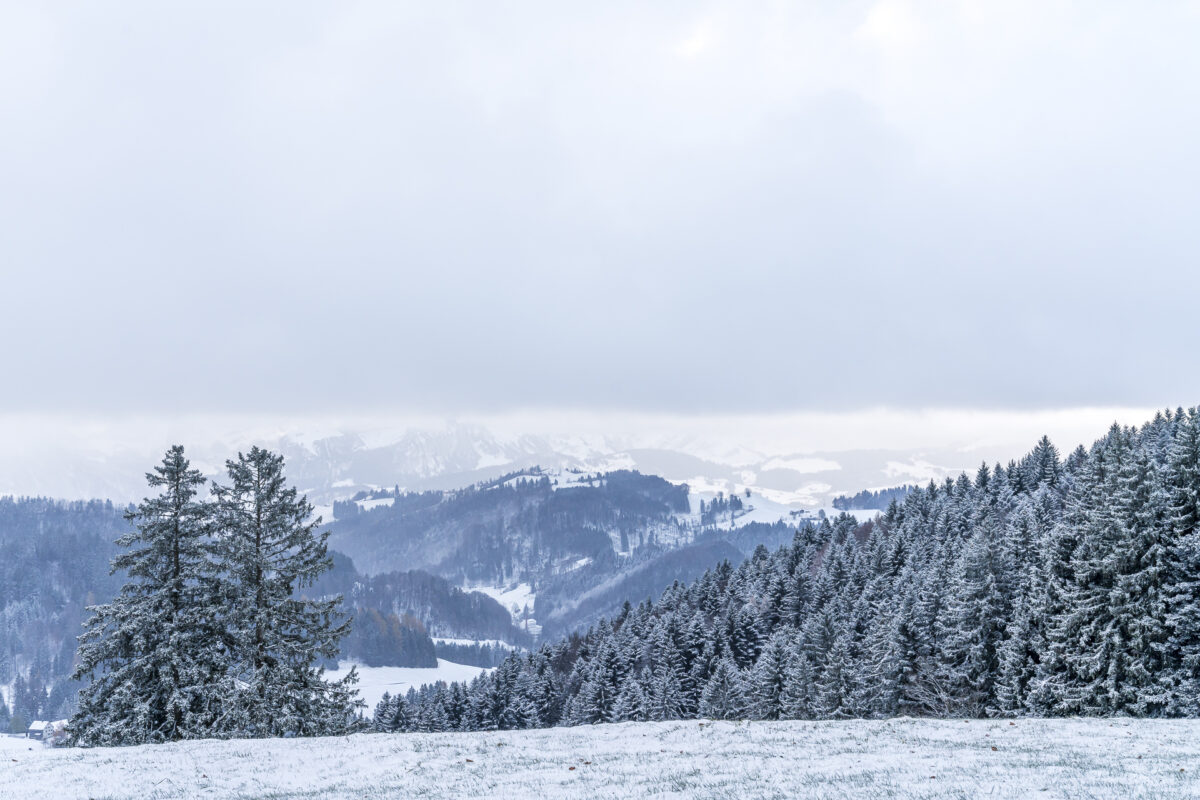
[3,718,1199,799]
[467,582,535,616]
[326,660,490,710]
[355,496,394,512]
[466,582,541,636]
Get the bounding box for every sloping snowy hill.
[3,718,1199,799]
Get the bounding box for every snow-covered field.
[467,582,535,616]
[466,582,542,635]
[326,660,490,711]
[4,718,1200,799]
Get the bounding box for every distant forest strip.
[832,485,915,511]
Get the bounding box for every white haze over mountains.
[0,407,1158,508]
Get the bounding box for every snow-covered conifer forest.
[373,408,1200,729]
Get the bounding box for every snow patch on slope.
[325,660,490,711]
[466,583,541,636]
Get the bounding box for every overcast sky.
[3,1,1198,416]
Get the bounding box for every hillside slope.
[327,469,693,581]
[327,468,801,637]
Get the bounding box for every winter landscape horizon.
[5,2,1200,798]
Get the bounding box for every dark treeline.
[339,609,437,668]
[376,408,1200,731]
[434,641,515,668]
[0,498,127,727]
[833,485,916,511]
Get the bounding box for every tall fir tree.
[1162,408,1200,713]
[71,446,217,745]
[209,446,360,736]
[699,657,746,720]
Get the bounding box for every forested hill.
[379,407,1200,731]
[0,498,127,724]
[832,484,915,511]
[327,469,692,582]
[326,468,794,638]
[314,554,533,649]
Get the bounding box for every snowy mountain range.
[275,424,974,515]
[0,419,981,516]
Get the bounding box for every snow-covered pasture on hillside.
[4,718,1200,799]
[326,660,490,711]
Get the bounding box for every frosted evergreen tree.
[71,446,217,745]
[387,691,414,732]
[1114,445,1172,714]
[573,638,622,724]
[209,447,360,737]
[816,631,855,718]
[748,631,790,720]
[1162,408,1200,713]
[373,692,396,731]
[504,668,542,729]
[1057,426,1137,715]
[936,523,1005,716]
[611,673,649,722]
[862,589,925,718]
[526,651,561,726]
[1030,440,1101,715]
[780,645,816,719]
[421,687,451,732]
[992,594,1038,716]
[1025,436,1062,489]
[699,657,745,720]
[649,659,686,721]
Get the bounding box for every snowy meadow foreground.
[4,718,1200,800]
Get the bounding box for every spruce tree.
[612,674,649,722]
[209,446,360,737]
[1162,408,1200,713]
[71,446,216,745]
[699,657,745,720]
[748,631,789,720]
[373,692,397,732]
[780,645,816,719]
[936,524,1005,716]
[993,596,1037,716]
[649,660,686,721]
